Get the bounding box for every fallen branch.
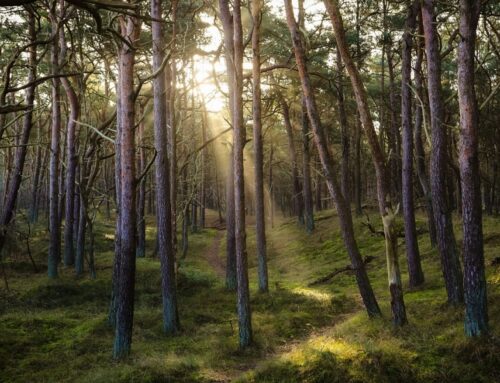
[308,256,376,286]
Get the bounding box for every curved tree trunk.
[284,0,381,318]
[323,0,407,325]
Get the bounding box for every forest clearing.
[0,0,499,381]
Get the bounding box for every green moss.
[0,210,499,382]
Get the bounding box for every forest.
[0,0,499,382]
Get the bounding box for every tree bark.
[457,0,488,336]
[61,32,80,267]
[48,7,61,279]
[252,0,268,293]
[421,0,464,305]
[232,0,253,348]
[336,48,350,203]
[302,98,315,232]
[136,105,146,259]
[113,14,140,359]
[219,0,237,292]
[151,0,179,335]
[401,0,424,288]
[413,17,437,247]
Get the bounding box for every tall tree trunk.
[413,17,437,247]
[323,0,407,325]
[284,0,381,318]
[136,106,146,259]
[232,0,253,348]
[61,46,80,267]
[251,0,268,293]
[354,114,363,215]
[421,0,464,305]
[298,0,314,232]
[281,97,303,224]
[401,1,424,288]
[353,0,363,216]
[30,119,43,223]
[219,0,237,292]
[225,153,237,290]
[336,48,350,203]
[113,14,139,359]
[302,99,315,232]
[151,0,179,335]
[109,48,122,328]
[48,7,61,279]
[386,41,401,201]
[167,0,178,259]
[200,106,207,229]
[457,0,488,336]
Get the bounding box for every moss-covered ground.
[0,210,498,382]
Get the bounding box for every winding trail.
[204,229,226,279]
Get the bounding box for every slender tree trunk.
[284,0,381,318]
[281,97,303,224]
[109,48,123,328]
[336,48,350,203]
[75,193,85,277]
[457,0,488,336]
[61,52,80,267]
[354,114,363,215]
[113,14,140,359]
[219,0,237,292]
[48,8,61,279]
[167,0,178,259]
[225,152,237,290]
[252,0,268,293]
[401,0,424,288]
[386,41,401,201]
[151,0,179,335]
[414,18,437,247]
[232,0,253,348]
[181,167,189,258]
[136,105,146,259]
[421,0,464,305]
[30,119,43,223]
[200,106,207,229]
[302,99,314,232]
[323,0,406,325]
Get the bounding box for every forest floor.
[0,209,499,382]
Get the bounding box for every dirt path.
[204,229,226,279]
